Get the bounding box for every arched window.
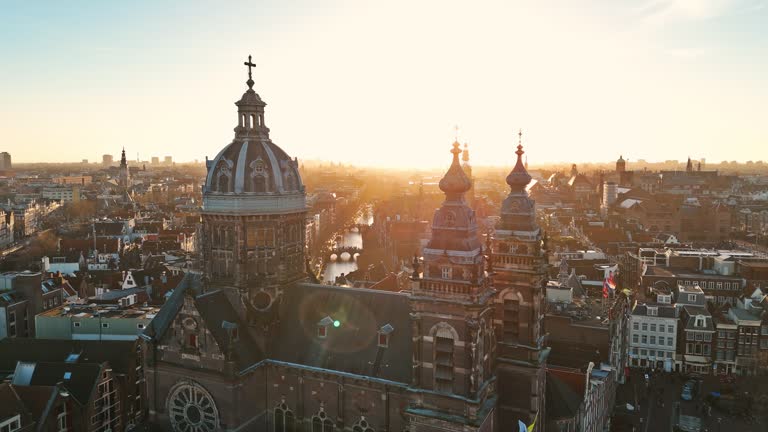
[352,418,375,432]
[434,326,455,393]
[311,410,334,432]
[217,172,231,193]
[502,294,520,342]
[249,159,269,192]
[251,114,257,128]
[284,169,297,191]
[273,403,295,432]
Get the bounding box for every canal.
[321,207,373,284]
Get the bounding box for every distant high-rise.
[164,156,172,165]
[0,152,11,170]
[151,156,159,165]
[102,154,114,166]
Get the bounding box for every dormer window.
[378,324,394,348]
[687,294,696,303]
[695,316,705,328]
[647,307,658,317]
[222,320,239,342]
[318,316,334,339]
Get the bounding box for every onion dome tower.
[409,140,496,424]
[491,130,549,430]
[201,56,307,321]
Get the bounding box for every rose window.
[167,381,219,432]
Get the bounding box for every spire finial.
[451,140,462,162]
[453,124,460,143]
[244,55,256,89]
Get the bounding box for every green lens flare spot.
[333,320,341,328]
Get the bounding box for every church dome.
[204,140,303,195]
[202,62,306,214]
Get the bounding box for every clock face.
[509,201,520,211]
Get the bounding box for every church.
[140,58,548,432]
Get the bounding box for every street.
[614,370,767,432]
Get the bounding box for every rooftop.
[39,303,160,320]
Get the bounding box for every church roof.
[141,272,200,342]
[195,290,263,368]
[271,283,413,383]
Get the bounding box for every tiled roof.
[272,283,413,384]
[195,290,263,370]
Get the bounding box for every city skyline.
[2,0,767,167]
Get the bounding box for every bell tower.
[409,140,496,429]
[491,130,548,430]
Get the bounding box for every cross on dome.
[244,55,256,89]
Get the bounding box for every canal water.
[321,208,373,284]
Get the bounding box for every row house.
[628,294,678,371]
[545,363,617,432]
[678,305,715,374]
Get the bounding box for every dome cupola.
[203,57,305,214]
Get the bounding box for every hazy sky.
[1,0,766,168]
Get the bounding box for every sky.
[1,0,766,168]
